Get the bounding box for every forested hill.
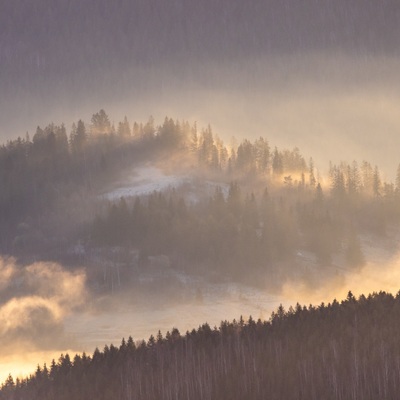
[2,111,400,285]
[2,290,400,400]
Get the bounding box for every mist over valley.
[1,1,400,398]
[1,112,400,386]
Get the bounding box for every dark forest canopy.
[2,290,400,399]
[1,110,400,286]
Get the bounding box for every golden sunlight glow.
[281,252,400,306]
[0,350,80,384]
[0,258,86,383]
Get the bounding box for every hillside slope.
[2,291,400,400]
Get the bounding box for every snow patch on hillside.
[102,166,189,200]
[101,165,230,203]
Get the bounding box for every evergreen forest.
[2,111,400,399]
[2,291,400,399]
[1,111,400,288]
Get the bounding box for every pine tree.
[117,116,131,138]
[373,166,381,197]
[395,163,400,194]
[272,147,283,175]
[91,109,111,135]
[309,157,316,187]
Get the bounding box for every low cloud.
[0,258,86,356]
[281,253,400,307]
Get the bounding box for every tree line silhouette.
[2,291,400,399]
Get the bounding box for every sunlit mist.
[0,258,85,381]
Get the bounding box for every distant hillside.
[1,111,400,287]
[2,290,400,399]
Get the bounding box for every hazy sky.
[1,0,400,179]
